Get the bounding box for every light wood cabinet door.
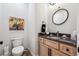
[52,49,67,56]
[40,43,48,56]
[45,39,58,49]
[60,43,76,56]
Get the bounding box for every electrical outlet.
[0,41,3,45]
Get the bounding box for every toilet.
[11,37,24,56]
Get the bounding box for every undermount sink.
[46,36,59,39]
[46,36,76,45]
[47,36,69,40]
[50,37,59,39]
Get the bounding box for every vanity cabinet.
[40,43,48,56]
[39,37,76,56]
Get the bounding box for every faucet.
[57,31,59,38]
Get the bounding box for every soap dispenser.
[41,21,46,34]
[71,30,77,40]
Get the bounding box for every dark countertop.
[38,34,77,47]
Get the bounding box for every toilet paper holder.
[0,41,3,45]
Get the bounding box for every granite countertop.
[38,34,77,47]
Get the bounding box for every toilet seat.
[12,46,24,56]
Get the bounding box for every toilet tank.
[12,37,24,47]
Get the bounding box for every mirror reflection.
[52,9,69,25]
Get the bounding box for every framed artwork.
[9,17,24,30]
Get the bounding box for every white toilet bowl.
[12,46,24,56]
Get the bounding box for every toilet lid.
[12,46,24,53]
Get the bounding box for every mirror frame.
[52,8,69,25]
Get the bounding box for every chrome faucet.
[57,31,59,38]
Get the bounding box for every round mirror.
[52,9,69,25]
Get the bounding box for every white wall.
[36,3,48,32]
[27,3,48,55]
[47,3,77,34]
[27,3,37,55]
[0,3,28,55]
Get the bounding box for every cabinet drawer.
[52,49,67,56]
[39,37,44,43]
[45,39,58,49]
[60,43,76,56]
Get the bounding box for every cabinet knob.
[66,48,69,51]
[40,39,42,41]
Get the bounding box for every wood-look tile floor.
[22,50,32,56]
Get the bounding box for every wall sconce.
[49,3,56,6]
[49,3,61,9]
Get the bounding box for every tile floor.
[22,50,32,56]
